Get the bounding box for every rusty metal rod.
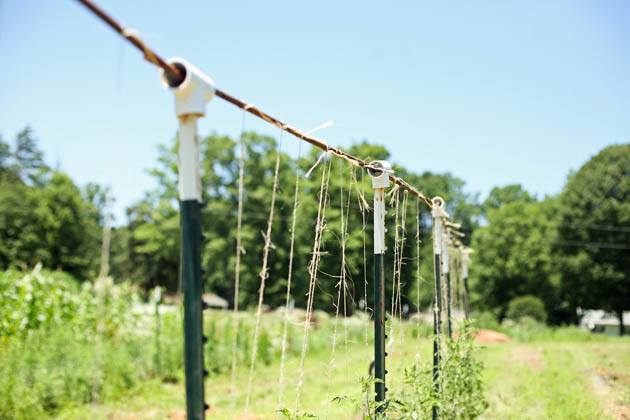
[74,0,435,209]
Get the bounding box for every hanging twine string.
[326,160,354,414]
[415,199,423,339]
[245,134,283,409]
[295,157,332,408]
[353,169,370,346]
[396,191,409,364]
[277,140,303,406]
[230,111,247,399]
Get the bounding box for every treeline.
[1,127,628,327]
[471,145,629,328]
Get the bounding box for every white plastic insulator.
[178,117,202,202]
[368,160,392,189]
[160,58,215,117]
[432,196,446,255]
[373,189,386,254]
[369,160,391,255]
[442,228,450,273]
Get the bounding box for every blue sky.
[1,0,629,222]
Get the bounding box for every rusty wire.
[75,0,436,210]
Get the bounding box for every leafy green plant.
[506,295,547,323]
[389,322,487,419]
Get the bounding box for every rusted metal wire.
[74,0,436,210]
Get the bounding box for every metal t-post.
[461,248,473,320]
[368,160,391,415]
[161,58,215,420]
[443,228,452,338]
[431,197,448,420]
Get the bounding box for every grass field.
[54,330,630,419]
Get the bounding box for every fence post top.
[368,160,392,189]
[160,57,215,118]
[431,196,449,219]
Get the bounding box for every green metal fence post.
[154,286,162,376]
[431,196,448,420]
[368,160,392,415]
[461,248,473,320]
[443,228,452,339]
[160,59,215,420]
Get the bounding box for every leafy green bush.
[0,265,139,338]
[388,322,487,419]
[506,295,547,323]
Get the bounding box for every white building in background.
[579,309,629,336]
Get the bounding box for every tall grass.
[0,268,372,418]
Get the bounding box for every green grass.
[481,340,630,419]
[52,331,630,419]
[55,322,429,419]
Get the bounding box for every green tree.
[13,126,46,183]
[0,127,101,279]
[482,184,535,213]
[557,144,630,334]
[470,196,560,322]
[117,133,474,316]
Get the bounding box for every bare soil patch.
[474,329,510,344]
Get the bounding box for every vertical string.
[245,132,283,409]
[352,168,370,346]
[278,140,303,406]
[415,199,422,338]
[397,191,409,324]
[295,157,333,408]
[387,187,401,363]
[230,111,246,398]
[327,161,354,404]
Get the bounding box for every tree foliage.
[0,127,101,279]
[114,133,475,313]
[557,144,630,331]
[471,193,560,320]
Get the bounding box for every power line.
[556,240,630,250]
[75,0,435,210]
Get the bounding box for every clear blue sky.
[1,0,629,222]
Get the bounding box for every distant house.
[579,310,629,336]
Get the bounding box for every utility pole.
[368,160,391,415]
[160,58,214,420]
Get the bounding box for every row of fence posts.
[430,197,473,419]
[156,58,475,418]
